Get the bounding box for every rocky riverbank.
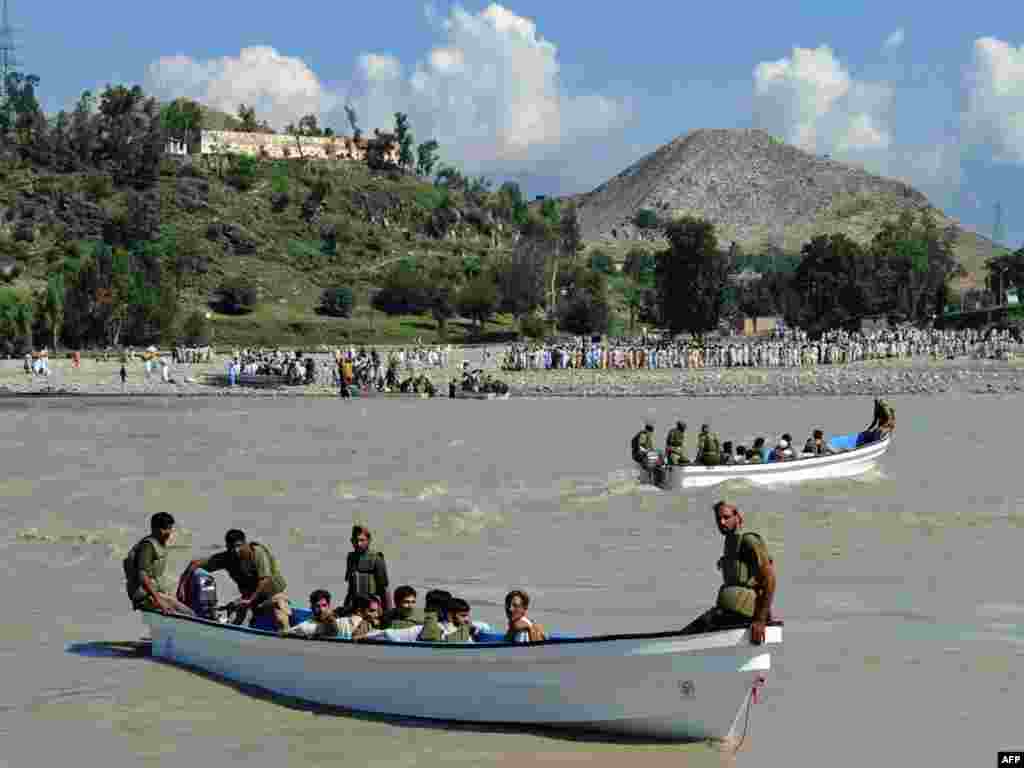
[2,355,1023,398]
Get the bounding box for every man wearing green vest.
[665,420,689,465]
[190,529,291,631]
[683,501,777,645]
[124,512,194,615]
[631,419,656,466]
[343,525,392,613]
[696,423,721,466]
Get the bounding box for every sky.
[12,1,1024,248]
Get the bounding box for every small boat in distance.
[642,432,892,490]
[144,611,781,741]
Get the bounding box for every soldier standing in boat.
[665,420,689,465]
[631,419,656,466]
[342,525,392,613]
[684,501,777,645]
[696,423,721,466]
[866,398,896,439]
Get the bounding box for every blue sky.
[14,1,1024,247]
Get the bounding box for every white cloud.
[143,5,630,190]
[963,36,1024,164]
[145,46,335,130]
[883,29,905,50]
[347,3,630,176]
[752,45,892,154]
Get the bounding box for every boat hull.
[143,614,780,741]
[649,434,891,489]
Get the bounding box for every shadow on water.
[66,640,721,748]
[65,640,153,658]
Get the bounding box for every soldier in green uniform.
[124,512,194,615]
[420,597,476,642]
[867,398,896,439]
[190,529,291,631]
[696,423,721,466]
[665,420,689,465]
[683,501,777,645]
[343,525,391,613]
[631,419,656,466]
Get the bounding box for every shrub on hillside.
[214,276,257,315]
[633,208,660,230]
[181,311,210,345]
[372,265,429,315]
[318,286,356,318]
[83,173,114,201]
[225,154,259,191]
[589,249,614,274]
[519,314,548,340]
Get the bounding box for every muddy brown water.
[1,394,1022,767]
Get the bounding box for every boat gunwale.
[145,611,783,650]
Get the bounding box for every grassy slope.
[1,155,520,347]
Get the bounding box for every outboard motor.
[189,568,219,619]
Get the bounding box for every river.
[1,394,1021,767]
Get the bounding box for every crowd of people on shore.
[500,327,1021,372]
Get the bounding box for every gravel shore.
[2,355,1023,398]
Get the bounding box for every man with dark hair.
[343,525,391,612]
[504,589,547,642]
[190,529,291,631]
[286,589,339,638]
[683,501,777,645]
[421,595,477,642]
[381,585,421,629]
[631,419,656,466]
[124,513,194,615]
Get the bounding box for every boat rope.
[732,674,765,754]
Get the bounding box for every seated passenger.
[504,589,547,642]
[801,437,817,457]
[421,597,477,643]
[749,437,768,464]
[286,589,339,639]
[734,445,748,464]
[771,439,791,462]
[780,434,795,459]
[721,441,735,465]
[337,593,381,639]
[812,429,834,455]
[380,585,422,629]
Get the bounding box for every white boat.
[645,432,892,490]
[143,612,781,741]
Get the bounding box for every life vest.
[224,542,285,596]
[123,535,167,600]
[701,432,721,461]
[716,532,766,617]
[666,428,685,449]
[348,550,383,599]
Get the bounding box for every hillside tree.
[416,139,440,177]
[655,217,735,336]
[394,112,414,170]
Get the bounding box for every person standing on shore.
[120,363,127,391]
